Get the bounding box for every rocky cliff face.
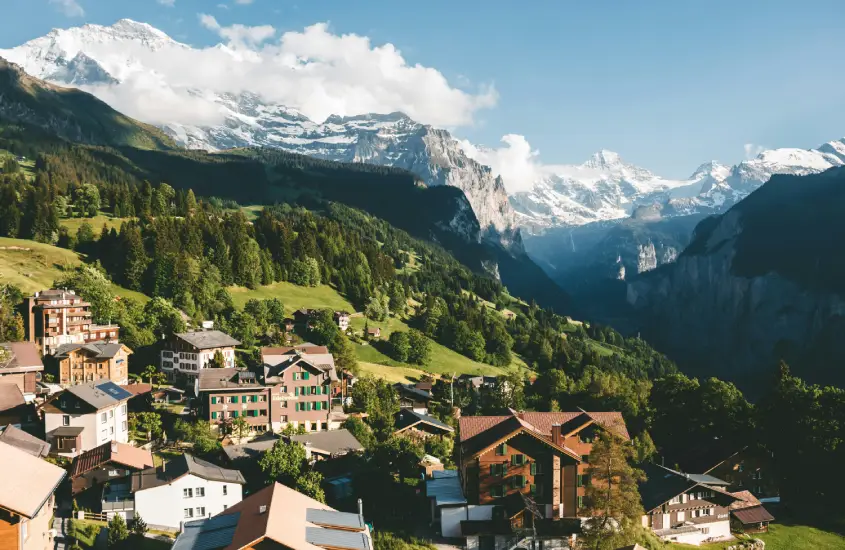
[626,168,845,391]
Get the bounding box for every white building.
[161,330,240,381]
[107,454,245,529]
[640,464,739,546]
[43,381,132,457]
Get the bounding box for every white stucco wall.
[661,520,731,545]
[134,474,243,529]
[44,402,128,455]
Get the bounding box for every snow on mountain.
[510,140,845,231]
[0,20,517,246]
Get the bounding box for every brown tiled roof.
[121,383,153,396]
[0,383,26,412]
[732,505,774,525]
[461,414,582,462]
[70,441,154,477]
[459,411,629,441]
[729,490,762,510]
[217,482,366,550]
[262,345,330,356]
[0,342,43,373]
[0,425,50,458]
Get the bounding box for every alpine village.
[0,9,844,550]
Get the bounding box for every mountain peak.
[689,160,730,180]
[584,149,623,169]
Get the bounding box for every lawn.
[0,149,35,180]
[153,448,183,467]
[228,281,354,312]
[668,524,845,550]
[357,361,425,383]
[59,213,133,235]
[0,237,149,303]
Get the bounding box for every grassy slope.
[228,281,355,312]
[0,237,148,303]
[59,213,133,235]
[668,524,845,550]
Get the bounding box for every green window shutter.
[502,443,507,455]
[295,387,299,396]
[502,462,508,474]
[577,475,583,487]
[233,396,239,404]
[232,411,239,418]
[211,412,217,419]
[211,397,216,405]
[490,465,495,476]
[295,403,299,412]
[251,395,258,403]
[316,402,322,411]
[530,462,536,476]
[511,455,516,466]
[530,484,536,495]
[304,372,310,380]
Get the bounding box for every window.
[490,463,508,477]
[223,505,228,510]
[109,426,114,435]
[282,401,288,409]
[60,400,67,409]
[196,488,205,497]
[677,511,685,522]
[669,495,680,505]
[315,402,322,411]
[490,485,504,498]
[321,422,328,431]
[75,402,81,409]
[280,415,288,422]
[251,395,258,403]
[183,488,193,499]
[223,485,228,496]
[101,412,107,424]
[511,454,526,466]
[495,443,507,456]
[109,409,114,418]
[511,475,527,489]
[211,412,218,420]
[196,507,205,517]
[530,462,542,475]
[121,421,127,431]
[63,415,70,426]
[295,387,300,396]
[294,373,300,381]
[577,496,584,509]
[184,508,194,519]
[230,396,238,404]
[281,386,288,393]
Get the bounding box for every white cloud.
[460,135,544,193]
[199,14,275,47]
[61,20,496,129]
[743,143,765,160]
[157,0,175,6]
[235,0,254,4]
[217,3,229,8]
[50,0,84,17]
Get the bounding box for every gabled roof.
[0,425,50,458]
[0,383,25,412]
[174,330,240,350]
[459,410,629,442]
[0,441,65,519]
[65,380,133,409]
[204,482,369,550]
[70,441,154,478]
[394,383,432,401]
[53,341,129,359]
[173,513,241,550]
[289,429,365,456]
[197,368,263,392]
[0,342,43,373]
[639,463,740,513]
[461,413,582,462]
[131,454,245,492]
[394,409,454,434]
[120,383,152,396]
[264,355,338,384]
[732,505,775,525]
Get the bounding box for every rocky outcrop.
[626,171,845,391]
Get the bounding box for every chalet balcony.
[102,482,134,512]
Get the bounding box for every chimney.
[358,498,364,518]
[551,423,562,446]
[259,505,268,514]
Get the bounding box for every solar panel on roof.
[306,509,364,530]
[305,527,370,550]
[97,381,133,401]
[172,513,240,550]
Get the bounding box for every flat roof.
[426,469,467,507]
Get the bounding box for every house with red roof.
[453,409,628,544]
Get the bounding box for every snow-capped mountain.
[510,141,845,231]
[0,20,517,246]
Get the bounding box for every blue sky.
[2,0,845,178]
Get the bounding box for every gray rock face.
[626,210,845,387]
